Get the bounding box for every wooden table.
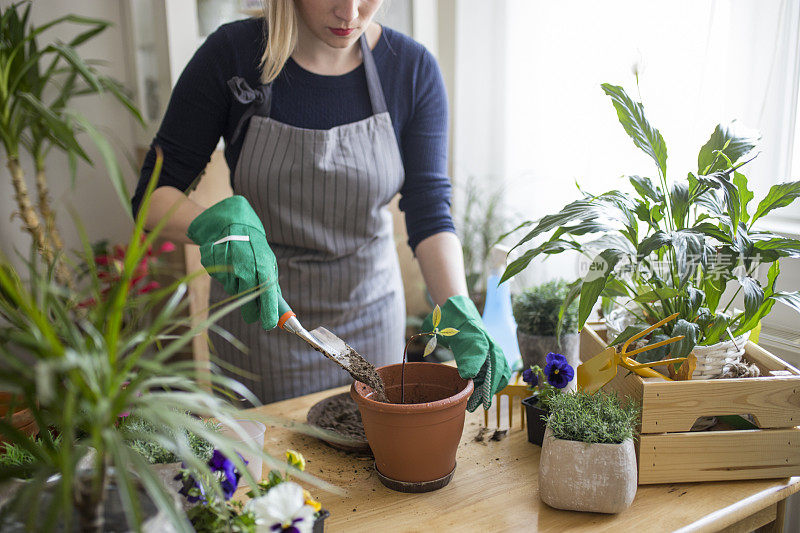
[240,385,800,532]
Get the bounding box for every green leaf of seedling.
[438,328,459,337]
[431,305,441,329]
[423,335,437,357]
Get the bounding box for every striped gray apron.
[211,35,406,404]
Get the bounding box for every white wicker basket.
[604,307,750,379]
[691,333,750,379]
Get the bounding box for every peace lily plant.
[502,82,800,362]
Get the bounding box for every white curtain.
[451,0,800,289]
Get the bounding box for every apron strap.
[359,33,387,115]
[227,77,272,146]
[227,33,384,146]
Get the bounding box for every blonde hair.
[260,0,298,84]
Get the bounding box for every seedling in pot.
[400,305,459,403]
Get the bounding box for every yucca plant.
[501,82,800,362]
[0,1,142,285]
[0,154,337,532]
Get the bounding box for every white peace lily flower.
[246,482,316,533]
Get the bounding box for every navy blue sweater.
[132,18,454,251]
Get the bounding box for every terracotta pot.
[521,396,548,446]
[539,427,637,513]
[351,363,473,487]
[0,393,38,447]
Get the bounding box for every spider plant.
[501,82,800,362]
[0,153,336,532]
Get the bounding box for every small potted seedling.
[539,391,639,514]
[521,352,575,445]
[351,305,473,493]
[513,280,580,370]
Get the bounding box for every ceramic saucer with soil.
[306,392,371,454]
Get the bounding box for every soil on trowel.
[340,346,388,403]
[315,395,367,440]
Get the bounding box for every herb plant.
[513,279,579,336]
[120,415,218,465]
[546,391,639,444]
[502,82,800,360]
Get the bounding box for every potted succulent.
[520,352,575,446]
[351,306,473,492]
[501,81,800,377]
[539,391,639,513]
[513,279,580,370]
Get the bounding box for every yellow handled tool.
[578,312,689,393]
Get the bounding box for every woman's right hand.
[187,195,281,330]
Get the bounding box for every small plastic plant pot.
[351,363,473,490]
[539,426,637,513]
[220,419,267,486]
[521,396,548,446]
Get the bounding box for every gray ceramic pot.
[538,427,637,513]
[517,330,579,374]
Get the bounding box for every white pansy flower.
[246,482,316,533]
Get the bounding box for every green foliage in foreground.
[546,391,639,444]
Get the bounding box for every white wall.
[0,1,139,265]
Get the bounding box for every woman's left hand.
[422,296,512,411]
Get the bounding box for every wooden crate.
[581,326,800,484]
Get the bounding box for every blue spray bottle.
[481,245,522,372]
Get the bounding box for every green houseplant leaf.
[500,80,800,352]
[697,121,760,175]
[601,83,667,178]
[578,249,621,329]
[750,181,800,226]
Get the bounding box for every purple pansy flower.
[544,352,574,389]
[176,449,246,502]
[522,368,538,386]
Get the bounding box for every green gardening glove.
[422,295,511,411]
[187,195,281,330]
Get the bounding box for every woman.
[132,0,509,409]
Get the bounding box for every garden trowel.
[275,295,387,402]
[577,312,689,394]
